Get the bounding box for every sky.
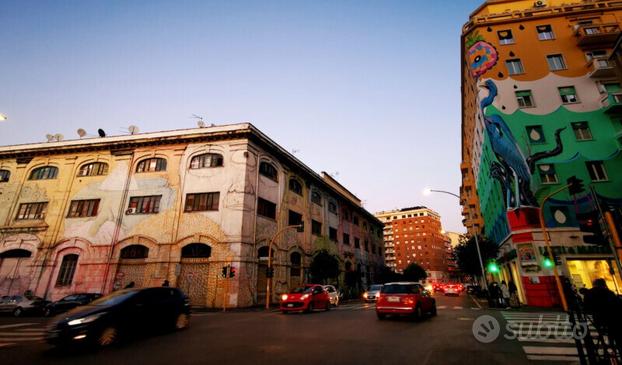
[0,0,483,233]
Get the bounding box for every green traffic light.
[487,262,499,273]
[543,257,554,269]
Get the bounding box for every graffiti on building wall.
[466,32,498,78]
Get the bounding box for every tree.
[375,265,403,284]
[403,263,427,282]
[454,235,499,279]
[309,250,340,284]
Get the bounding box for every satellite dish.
[197,120,206,128]
[77,128,87,138]
[98,129,106,137]
[54,133,64,141]
[128,125,139,135]
[46,134,55,142]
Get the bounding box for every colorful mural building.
[375,207,450,281]
[461,0,622,307]
[0,123,384,307]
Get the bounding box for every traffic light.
[567,176,585,195]
[296,222,304,233]
[542,257,554,269]
[577,210,606,245]
[487,261,499,273]
[222,265,229,278]
[229,266,236,278]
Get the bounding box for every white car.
[363,284,383,302]
[323,285,340,306]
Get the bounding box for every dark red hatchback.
[376,282,436,320]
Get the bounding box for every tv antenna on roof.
[45,134,64,142]
[191,114,207,128]
[291,149,300,154]
[77,128,87,138]
[128,125,139,135]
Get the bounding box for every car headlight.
[300,294,309,300]
[67,312,106,326]
[363,292,368,299]
[281,294,288,301]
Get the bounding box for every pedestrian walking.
[489,282,501,308]
[508,280,520,308]
[583,278,622,349]
[500,280,510,308]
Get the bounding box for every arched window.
[189,153,224,169]
[29,166,58,180]
[289,179,303,195]
[259,162,278,182]
[257,246,272,261]
[136,158,167,173]
[120,245,149,259]
[78,162,108,177]
[311,191,322,205]
[181,243,212,258]
[56,254,78,287]
[290,252,301,277]
[0,169,10,183]
[0,249,32,258]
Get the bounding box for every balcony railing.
[575,23,621,47]
[601,92,622,114]
[588,58,616,78]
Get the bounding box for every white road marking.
[16,328,45,332]
[453,306,463,310]
[0,332,45,336]
[437,305,447,309]
[0,324,36,329]
[0,337,44,342]
[523,346,578,355]
[517,337,576,344]
[0,343,17,348]
[526,355,580,362]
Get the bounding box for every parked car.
[45,287,190,347]
[0,295,49,317]
[44,293,102,317]
[363,284,383,302]
[322,285,340,306]
[376,282,436,320]
[443,284,463,296]
[280,284,331,313]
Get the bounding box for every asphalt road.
[0,294,579,365]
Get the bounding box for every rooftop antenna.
[330,171,340,178]
[191,114,206,128]
[98,129,106,138]
[77,128,87,138]
[45,134,55,142]
[291,149,300,154]
[54,133,64,142]
[128,125,139,135]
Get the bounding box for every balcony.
[575,23,621,47]
[588,58,617,78]
[601,92,622,114]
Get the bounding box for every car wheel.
[13,307,23,317]
[97,326,118,347]
[414,306,423,321]
[431,304,437,316]
[175,313,190,330]
[307,302,314,313]
[324,301,330,311]
[377,313,386,320]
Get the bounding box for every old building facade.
[0,123,384,307]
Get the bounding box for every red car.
[280,284,331,313]
[376,282,437,320]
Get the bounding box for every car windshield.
[291,286,313,294]
[90,290,138,306]
[381,284,418,294]
[370,285,383,291]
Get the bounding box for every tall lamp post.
[424,188,488,292]
[265,224,303,310]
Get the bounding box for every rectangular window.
[257,197,277,219]
[343,233,350,245]
[497,29,514,44]
[55,254,78,287]
[67,199,100,218]
[16,202,48,220]
[547,54,567,71]
[364,240,369,252]
[329,227,338,242]
[516,90,535,108]
[311,191,322,205]
[526,125,546,144]
[538,164,558,184]
[328,201,337,214]
[354,238,360,249]
[184,192,220,212]
[288,210,303,229]
[537,25,555,40]
[311,220,322,235]
[559,86,579,104]
[571,122,593,141]
[506,59,525,75]
[586,161,608,182]
[127,195,162,215]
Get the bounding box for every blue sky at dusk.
[0,0,483,233]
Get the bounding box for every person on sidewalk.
[500,281,510,308]
[508,280,520,308]
[583,278,622,348]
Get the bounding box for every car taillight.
[403,297,415,305]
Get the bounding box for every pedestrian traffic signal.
[577,210,606,245]
[222,265,228,278]
[567,176,585,195]
[542,257,554,269]
[229,266,236,278]
[487,261,499,273]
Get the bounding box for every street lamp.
[265,224,303,310]
[423,187,488,292]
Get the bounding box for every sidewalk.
[469,294,566,313]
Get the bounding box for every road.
[0,294,579,365]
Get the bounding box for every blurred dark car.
[46,287,190,347]
[0,295,49,317]
[44,293,102,317]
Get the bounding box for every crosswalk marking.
[453,306,463,310]
[0,323,45,349]
[501,311,580,363]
